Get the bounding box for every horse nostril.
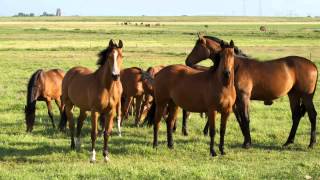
[224,70,230,79]
[112,74,120,81]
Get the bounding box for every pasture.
[0,16,319,179]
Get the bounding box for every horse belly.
[170,87,207,112]
[251,74,294,100]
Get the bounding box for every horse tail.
[145,100,156,127]
[59,107,68,131]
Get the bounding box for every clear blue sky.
[0,0,319,17]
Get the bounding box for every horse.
[148,41,236,156]
[25,69,65,132]
[186,35,318,148]
[120,67,146,126]
[60,39,123,163]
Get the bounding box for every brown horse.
[186,35,318,148]
[120,67,146,126]
[148,41,236,156]
[61,39,123,163]
[25,69,65,132]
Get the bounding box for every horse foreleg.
[46,99,55,129]
[238,95,252,148]
[208,110,217,157]
[219,112,230,155]
[103,110,115,162]
[233,104,247,144]
[90,112,99,163]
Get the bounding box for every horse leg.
[203,120,209,136]
[233,103,247,145]
[182,109,190,136]
[208,110,217,156]
[75,110,87,150]
[238,95,252,148]
[134,95,143,126]
[166,101,179,149]
[283,93,302,146]
[219,112,230,155]
[138,94,148,125]
[153,103,166,148]
[90,112,99,163]
[121,96,132,125]
[302,95,317,148]
[103,109,115,162]
[46,99,55,129]
[116,101,122,137]
[65,103,75,149]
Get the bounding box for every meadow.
[0,16,319,179]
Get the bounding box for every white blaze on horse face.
[112,50,120,75]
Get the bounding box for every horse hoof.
[308,143,316,148]
[104,156,110,163]
[221,151,226,155]
[168,144,174,149]
[242,142,251,149]
[153,143,158,149]
[182,132,188,136]
[211,151,217,157]
[90,159,96,163]
[283,141,293,147]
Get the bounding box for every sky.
[0,0,319,17]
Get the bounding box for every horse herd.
[24,35,318,162]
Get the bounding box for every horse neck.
[27,70,42,106]
[95,63,115,90]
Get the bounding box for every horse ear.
[118,40,123,48]
[220,41,225,48]
[230,40,234,47]
[108,39,114,47]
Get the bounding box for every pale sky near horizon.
[0,0,319,17]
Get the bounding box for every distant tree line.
[13,9,61,17]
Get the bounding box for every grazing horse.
[25,69,65,132]
[186,35,318,148]
[120,67,146,126]
[148,41,236,156]
[61,39,123,162]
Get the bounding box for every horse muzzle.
[112,74,120,81]
[223,70,231,80]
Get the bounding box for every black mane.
[96,46,117,66]
[204,35,248,57]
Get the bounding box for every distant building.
[56,8,61,16]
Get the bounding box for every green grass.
[0,16,319,179]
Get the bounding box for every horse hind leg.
[166,100,179,149]
[182,109,190,136]
[283,93,302,146]
[302,95,317,148]
[75,110,87,150]
[46,99,55,129]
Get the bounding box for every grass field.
[0,16,319,179]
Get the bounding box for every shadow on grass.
[229,142,308,152]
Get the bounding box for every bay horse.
[61,39,123,162]
[186,35,318,148]
[149,41,236,156]
[142,65,192,135]
[25,69,65,132]
[120,67,146,126]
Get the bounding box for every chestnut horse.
[149,41,236,156]
[186,35,318,148]
[120,67,146,126]
[25,69,65,132]
[61,40,123,162]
